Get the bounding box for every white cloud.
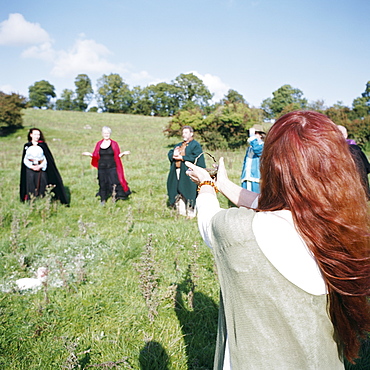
[16,27,130,78]
[21,41,56,62]
[0,13,51,46]
[191,71,230,102]
[51,38,129,78]
[129,70,164,86]
[130,70,151,81]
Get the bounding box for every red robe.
[91,139,129,192]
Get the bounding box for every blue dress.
[240,137,264,193]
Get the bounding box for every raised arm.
[185,157,259,208]
[119,150,131,158]
[216,158,259,207]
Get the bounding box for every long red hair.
[258,111,370,362]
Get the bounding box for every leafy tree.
[260,97,273,118]
[261,84,307,118]
[346,116,370,150]
[74,74,93,111]
[200,103,264,149]
[164,108,204,138]
[352,81,370,119]
[96,73,132,113]
[165,103,265,150]
[55,89,76,111]
[324,102,352,127]
[150,82,181,116]
[352,96,369,119]
[324,100,370,149]
[361,81,370,101]
[0,92,26,130]
[131,86,153,115]
[28,80,56,109]
[131,82,181,116]
[172,73,213,110]
[222,89,246,104]
[307,99,326,112]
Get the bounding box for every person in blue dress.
[240,127,266,193]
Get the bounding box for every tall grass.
[0,109,246,369]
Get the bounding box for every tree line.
[0,73,369,150]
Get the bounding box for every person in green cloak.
[167,126,206,217]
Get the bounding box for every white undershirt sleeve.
[196,193,222,249]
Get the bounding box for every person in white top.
[185,110,370,369]
[22,129,48,198]
[20,128,69,204]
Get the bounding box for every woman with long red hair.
[186,111,369,369]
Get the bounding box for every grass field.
[0,109,247,369]
[2,110,369,369]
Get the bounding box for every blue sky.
[0,0,369,108]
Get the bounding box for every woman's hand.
[185,161,212,184]
[31,165,41,171]
[214,157,228,191]
[119,151,131,158]
[82,152,92,157]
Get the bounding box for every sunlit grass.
[0,109,247,369]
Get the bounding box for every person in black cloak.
[20,128,69,205]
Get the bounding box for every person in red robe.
[82,126,131,204]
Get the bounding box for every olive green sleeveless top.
[210,207,344,370]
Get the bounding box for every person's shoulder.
[22,142,31,154]
[349,144,367,158]
[38,142,51,153]
[349,143,362,150]
[211,207,256,240]
[191,139,202,146]
[213,206,255,225]
[110,139,119,148]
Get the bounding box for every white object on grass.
[15,267,48,291]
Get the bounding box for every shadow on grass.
[175,268,218,369]
[0,125,22,137]
[79,348,91,368]
[139,340,169,370]
[63,185,71,205]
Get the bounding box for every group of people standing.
[166,123,267,217]
[167,121,370,218]
[20,123,268,209]
[20,126,131,205]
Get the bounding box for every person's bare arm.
[216,157,258,207]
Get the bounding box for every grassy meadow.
[0,109,247,369]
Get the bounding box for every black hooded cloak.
[20,141,69,205]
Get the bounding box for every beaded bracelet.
[197,180,219,193]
